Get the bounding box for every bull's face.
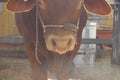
[39,0,84,54]
[7,0,112,54]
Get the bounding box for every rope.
[35,1,42,64]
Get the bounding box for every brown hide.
[7,0,35,12]
[15,5,87,80]
[7,0,112,80]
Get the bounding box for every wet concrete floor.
[0,55,120,80]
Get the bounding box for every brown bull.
[7,0,111,80]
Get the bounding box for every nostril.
[52,39,56,46]
[68,39,72,46]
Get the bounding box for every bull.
[7,0,111,80]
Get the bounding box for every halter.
[35,0,84,64]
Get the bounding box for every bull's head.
[7,0,112,54]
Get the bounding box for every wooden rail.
[0,36,24,48]
[0,36,113,58]
[0,36,113,47]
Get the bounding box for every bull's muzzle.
[44,35,76,55]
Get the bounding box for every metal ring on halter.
[64,23,79,33]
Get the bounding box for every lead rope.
[35,1,42,64]
[77,0,84,27]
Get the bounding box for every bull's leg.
[24,43,47,80]
[56,53,76,80]
[30,62,47,80]
[56,61,74,80]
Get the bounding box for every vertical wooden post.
[112,2,120,65]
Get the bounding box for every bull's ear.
[7,0,35,13]
[83,0,112,15]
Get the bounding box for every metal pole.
[112,2,120,65]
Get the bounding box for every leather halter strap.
[36,0,84,33]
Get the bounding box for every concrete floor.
[0,54,120,80]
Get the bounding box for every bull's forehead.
[39,0,83,10]
[39,0,84,25]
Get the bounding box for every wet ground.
[0,53,120,80]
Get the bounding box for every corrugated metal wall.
[0,3,25,58]
[0,3,19,37]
